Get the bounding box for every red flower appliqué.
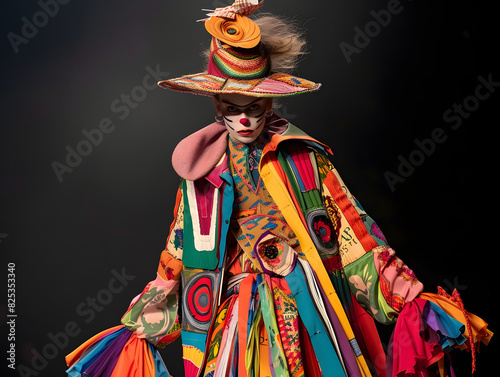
[313,220,331,243]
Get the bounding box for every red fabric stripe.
[238,275,255,377]
[324,171,378,252]
[298,318,322,377]
[352,295,387,377]
[289,145,316,191]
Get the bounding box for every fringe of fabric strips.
[65,135,493,376]
[65,326,170,377]
[386,289,493,377]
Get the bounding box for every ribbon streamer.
[201,0,264,21]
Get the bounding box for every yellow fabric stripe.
[260,155,372,377]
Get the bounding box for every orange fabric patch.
[323,171,378,253]
[157,250,183,281]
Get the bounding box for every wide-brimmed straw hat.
[158,0,321,97]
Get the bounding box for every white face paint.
[214,93,272,144]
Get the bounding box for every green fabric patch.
[344,251,396,324]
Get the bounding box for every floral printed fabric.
[373,245,423,312]
[271,277,304,376]
[344,245,423,324]
[121,273,181,346]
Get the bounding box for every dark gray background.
[1,0,497,376]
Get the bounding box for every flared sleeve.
[318,154,493,375]
[65,184,185,376]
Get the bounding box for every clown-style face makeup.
[214,94,272,144]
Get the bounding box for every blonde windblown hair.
[254,13,308,73]
[202,13,308,74]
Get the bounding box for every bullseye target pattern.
[307,209,338,256]
[182,270,217,333]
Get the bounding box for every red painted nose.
[239,118,249,126]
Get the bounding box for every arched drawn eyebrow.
[221,97,263,108]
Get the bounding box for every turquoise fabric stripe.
[181,330,207,351]
[285,265,347,377]
[148,343,171,377]
[218,170,234,269]
[285,152,306,191]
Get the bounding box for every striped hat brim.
[158,71,321,97]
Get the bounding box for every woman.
[65,2,492,376]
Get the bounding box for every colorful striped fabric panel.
[276,144,339,257]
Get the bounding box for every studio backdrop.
[1,0,497,376]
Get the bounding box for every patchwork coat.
[66,116,492,377]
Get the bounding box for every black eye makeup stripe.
[255,111,266,125]
[223,116,234,130]
[221,98,261,108]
